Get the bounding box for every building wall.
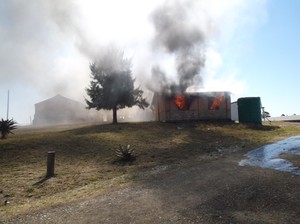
[153,92,231,122]
[33,94,97,125]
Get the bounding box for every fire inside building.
[151,91,231,122]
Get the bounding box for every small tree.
[0,118,17,139]
[85,49,149,124]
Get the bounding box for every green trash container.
[238,97,262,124]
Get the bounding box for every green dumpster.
[238,97,262,124]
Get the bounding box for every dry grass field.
[1,121,300,221]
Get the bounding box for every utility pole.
[6,90,10,120]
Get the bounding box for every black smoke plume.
[149,0,207,94]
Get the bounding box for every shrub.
[114,144,136,162]
[0,118,17,139]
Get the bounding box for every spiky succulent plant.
[0,118,17,139]
[114,144,135,162]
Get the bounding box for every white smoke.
[0,0,268,123]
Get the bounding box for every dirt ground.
[3,148,300,224]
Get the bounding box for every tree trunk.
[112,106,118,124]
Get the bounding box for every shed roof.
[35,94,83,107]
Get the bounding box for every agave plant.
[0,118,17,139]
[114,144,136,162]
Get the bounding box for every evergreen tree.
[85,49,149,124]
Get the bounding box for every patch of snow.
[239,136,300,175]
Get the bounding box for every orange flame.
[210,95,225,110]
[174,95,187,110]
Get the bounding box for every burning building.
[148,1,232,122]
[152,91,231,122]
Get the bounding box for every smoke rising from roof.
[0,0,267,124]
[148,0,212,93]
[151,1,205,53]
[145,0,267,95]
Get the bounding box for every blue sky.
[237,1,300,116]
[0,0,299,124]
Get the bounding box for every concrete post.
[46,151,55,177]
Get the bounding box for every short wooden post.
[46,151,55,177]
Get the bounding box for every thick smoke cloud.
[151,2,205,52]
[149,0,208,94]
[0,0,88,97]
[146,0,267,95]
[0,0,268,124]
